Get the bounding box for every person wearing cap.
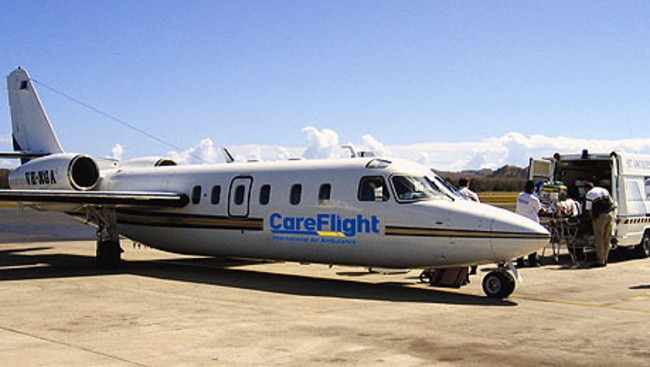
[584,181,615,267]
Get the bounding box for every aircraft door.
[228,176,253,217]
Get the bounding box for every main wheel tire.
[96,240,122,269]
[635,232,650,258]
[482,271,516,299]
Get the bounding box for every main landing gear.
[419,263,519,299]
[87,207,123,269]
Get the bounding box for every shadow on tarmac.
[538,247,643,271]
[0,246,516,307]
[629,284,650,290]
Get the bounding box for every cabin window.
[234,185,246,205]
[290,184,302,205]
[358,176,388,202]
[645,178,650,200]
[191,185,202,204]
[319,183,332,205]
[210,185,221,205]
[259,184,271,205]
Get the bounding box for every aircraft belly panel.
[118,222,500,268]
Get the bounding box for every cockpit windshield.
[391,175,452,202]
[432,175,464,200]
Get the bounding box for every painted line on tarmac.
[452,287,650,314]
[512,295,650,314]
[0,324,148,366]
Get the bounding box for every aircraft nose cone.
[489,210,550,262]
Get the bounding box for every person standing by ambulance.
[584,181,615,267]
[516,180,542,267]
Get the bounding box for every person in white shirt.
[458,177,480,202]
[516,180,542,267]
[584,181,615,267]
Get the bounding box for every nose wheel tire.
[482,271,516,299]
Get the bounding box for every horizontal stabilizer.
[0,152,49,159]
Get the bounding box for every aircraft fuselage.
[100,158,549,269]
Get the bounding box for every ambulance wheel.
[635,231,650,258]
[482,271,516,299]
[96,240,123,269]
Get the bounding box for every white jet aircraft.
[0,67,549,298]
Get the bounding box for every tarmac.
[1,207,649,366]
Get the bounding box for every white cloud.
[113,128,650,172]
[361,134,390,157]
[1,126,646,173]
[301,126,344,159]
[111,143,124,160]
[197,138,218,163]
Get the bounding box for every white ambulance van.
[529,150,650,258]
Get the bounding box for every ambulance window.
[290,184,302,205]
[358,176,389,202]
[645,178,650,200]
[319,183,332,205]
[191,185,202,204]
[210,185,221,205]
[626,180,644,202]
[234,185,246,205]
[259,184,271,205]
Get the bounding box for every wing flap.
[0,190,189,208]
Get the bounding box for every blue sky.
[2,1,650,170]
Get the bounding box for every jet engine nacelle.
[8,153,100,191]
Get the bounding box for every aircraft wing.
[0,190,189,208]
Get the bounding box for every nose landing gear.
[482,264,517,299]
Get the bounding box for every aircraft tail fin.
[6,67,64,159]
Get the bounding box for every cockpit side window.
[391,175,451,202]
[358,176,389,202]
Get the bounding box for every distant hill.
[434,165,527,192]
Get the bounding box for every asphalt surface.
[1,208,649,366]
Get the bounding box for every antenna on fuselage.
[341,145,375,158]
[341,145,358,158]
[220,147,235,163]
